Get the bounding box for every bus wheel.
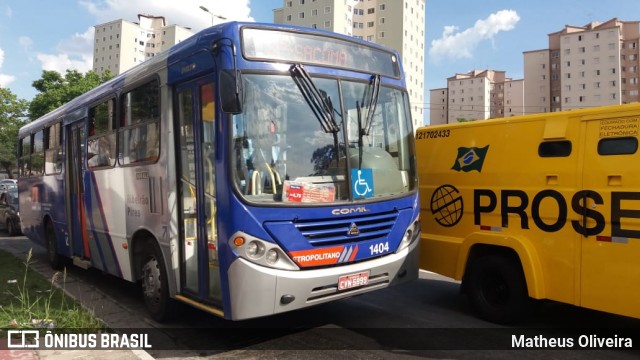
[141,245,174,322]
[45,223,64,270]
[465,255,530,324]
[7,220,16,236]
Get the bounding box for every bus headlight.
[246,241,265,259]
[397,218,420,253]
[266,249,279,264]
[230,231,299,271]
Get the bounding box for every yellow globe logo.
[430,185,463,227]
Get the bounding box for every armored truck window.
[538,140,572,157]
[598,137,638,155]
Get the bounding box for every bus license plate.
[338,271,370,291]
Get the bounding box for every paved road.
[1,234,639,359]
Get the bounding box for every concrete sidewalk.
[0,236,156,360]
[0,349,153,360]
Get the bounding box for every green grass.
[0,248,105,329]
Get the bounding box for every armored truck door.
[579,116,640,319]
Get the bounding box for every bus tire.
[7,219,17,236]
[465,254,531,324]
[45,222,64,270]
[141,244,174,322]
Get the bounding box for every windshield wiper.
[356,74,381,169]
[362,74,381,136]
[290,64,340,133]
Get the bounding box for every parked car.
[0,188,21,236]
[0,179,17,191]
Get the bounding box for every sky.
[1,0,640,110]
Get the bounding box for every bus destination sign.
[242,27,400,78]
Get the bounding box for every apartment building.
[537,18,640,111]
[504,78,525,117]
[274,0,426,129]
[429,88,448,125]
[431,18,640,124]
[429,70,524,125]
[93,14,194,76]
[523,49,551,114]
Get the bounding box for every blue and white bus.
[18,22,419,321]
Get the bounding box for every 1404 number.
[369,242,390,255]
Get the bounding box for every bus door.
[175,77,222,307]
[579,118,640,318]
[65,121,90,259]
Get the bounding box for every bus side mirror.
[220,70,242,114]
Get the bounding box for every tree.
[0,87,29,178]
[29,69,113,120]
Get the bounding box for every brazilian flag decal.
[451,145,489,172]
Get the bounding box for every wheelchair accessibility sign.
[352,169,374,199]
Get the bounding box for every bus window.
[201,83,216,196]
[45,122,63,175]
[31,130,45,176]
[118,79,160,165]
[19,136,31,178]
[232,74,348,203]
[88,99,117,169]
[342,81,415,197]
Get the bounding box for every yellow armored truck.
[416,104,640,323]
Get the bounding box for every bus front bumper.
[227,238,419,320]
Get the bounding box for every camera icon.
[7,330,40,348]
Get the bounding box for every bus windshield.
[232,73,416,204]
